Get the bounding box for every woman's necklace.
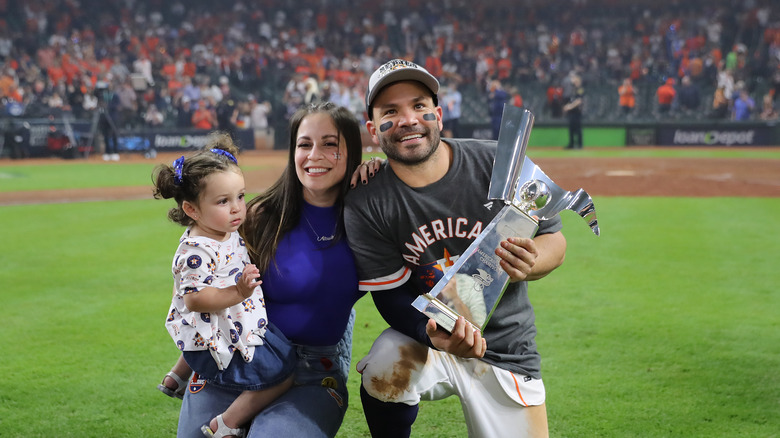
[303,214,337,242]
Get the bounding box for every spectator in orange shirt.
[618,78,636,116]
[509,86,523,109]
[0,67,16,98]
[708,87,729,119]
[656,78,676,114]
[759,92,778,121]
[425,52,443,79]
[547,84,564,118]
[191,99,216,130]
[497,54,512,81]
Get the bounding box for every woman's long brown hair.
[241,102,363,273]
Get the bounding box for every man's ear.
[366,120,378,145]
[182,200,199,221]
[435,106,444,131]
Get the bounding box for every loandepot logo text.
[673,129,755,145]
[154,135,213,148]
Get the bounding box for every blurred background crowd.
[1,0,779,136]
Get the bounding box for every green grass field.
[2,148,779,437]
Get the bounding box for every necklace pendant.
[304,214,337,243]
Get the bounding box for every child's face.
[187,169,247,241]
[294,112,348,206]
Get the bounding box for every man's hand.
[496,237,538,282]
[426,316,486,358]
[496,231,567,282]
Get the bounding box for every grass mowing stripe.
[2,197,779,436]
[0,162,160,192]
[1,200,181,436]
[537,197,780,437]
[0,161,283,193]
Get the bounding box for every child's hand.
[236,264,262,299]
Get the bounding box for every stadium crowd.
[1,0,779,134]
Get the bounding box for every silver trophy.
[412,105,600,332]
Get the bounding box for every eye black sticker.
[379,121,393,132]
[422,113,436,121]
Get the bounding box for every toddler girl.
[153,134,294,437]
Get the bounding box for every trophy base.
[414,293,480,333]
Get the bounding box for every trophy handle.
[519,157,601,236]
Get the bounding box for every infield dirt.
[1,148,779,205]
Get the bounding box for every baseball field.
[1,146,779,437]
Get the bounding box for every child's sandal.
[157,371,188,399]
[201,414,245,438]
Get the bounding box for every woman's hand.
[350,157,384,188]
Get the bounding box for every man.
[215,77,238,139]
[440,82,462,138]
[656,77,676,115]
[344,59,567,437]
[116,78,138,129]
[97,80,120,161]
[175,96,194,128]
[248,94,273,149]
[732,89,755,121]
[487,79,510,140]
[677,75,701,114]
[563,73,584,149]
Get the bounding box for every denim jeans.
[177,309,354,438]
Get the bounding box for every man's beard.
[378,125,441,166]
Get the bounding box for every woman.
[709,87,729,119]
[176,102,377,437]
[618,78,635,116]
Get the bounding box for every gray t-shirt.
[344,138,562,378]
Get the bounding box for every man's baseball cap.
[365,59,440,118]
